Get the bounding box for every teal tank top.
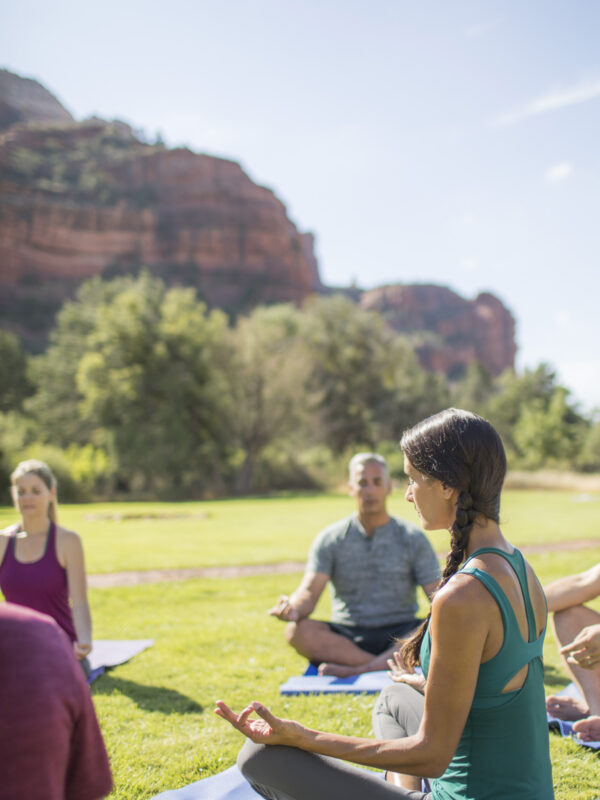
[420,547,554,800]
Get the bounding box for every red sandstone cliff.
[360,284,516,376]
[0,117,321,347]
[0,69,516,376]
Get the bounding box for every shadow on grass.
[544,662,571,689]
[92,674,203,714]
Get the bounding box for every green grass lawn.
[2,490,599,798]
[1,487,598,573]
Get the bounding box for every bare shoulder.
[56,526,83,552]
[433,573,495,619]
[430,574,493,646]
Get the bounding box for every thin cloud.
[545,162,572,184]
[491,76,600,127]
[464,19,499,39]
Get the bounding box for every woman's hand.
[215,701,305,747]
[387,650,426,694]
[560,624,600,669]
[73,641,92,660]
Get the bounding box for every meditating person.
[0,459,93,677]
[216,409,555,799]
[268,451,440,676]
[544,562,600,742]
[0,602,112,800]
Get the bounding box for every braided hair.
[400,408,506,668]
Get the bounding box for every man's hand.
[387,650,426,693]
[268,595,300,621]
[215,700,304,746]
[560,623,600,669]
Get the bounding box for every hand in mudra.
[215,700,304,747]
[387,650,426,694]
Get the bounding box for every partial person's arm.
[221,575,487,778]
[268,572,329,622]
[61,530,93,659]
[544,563,600,613]
[422,578,440,601]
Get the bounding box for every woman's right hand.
[387,650,426,693]
[215,700,305,746]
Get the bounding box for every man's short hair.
[348,452,390,483]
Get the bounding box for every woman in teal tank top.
[215,409,555,800]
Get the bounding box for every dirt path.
[88,539,600,588]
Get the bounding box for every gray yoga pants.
[237,684,431,800]
[372,682,425,740]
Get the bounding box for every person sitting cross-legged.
[545,562,600,742]
[268,452,441,676]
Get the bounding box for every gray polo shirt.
[306,514,441,627]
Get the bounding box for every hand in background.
[560,624,600,669]
[387,650,426,694]
[73,641,92,660]
[267,595,300,621]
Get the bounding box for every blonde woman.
[0,460,92,675]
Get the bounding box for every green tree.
[451,362,495,416]
[75,274,232,494]
[512,387,586,469]
[301,295,448,452]
[225,304,310,493]
[26,276,135,446]
[0,331,32,412]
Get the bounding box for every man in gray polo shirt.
[268,452,441,676]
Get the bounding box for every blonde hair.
[11,460,58,522]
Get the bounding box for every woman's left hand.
[387,650,426,693]
[215,700,303,746]
[73,641,92,660]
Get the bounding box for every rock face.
[360,284,516,377]
[0,69,73,131]
[0,116,321,348]
[0,69,516,376]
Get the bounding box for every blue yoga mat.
[547,682,600,750]
[280,667,392,695]
[150,765,261,799]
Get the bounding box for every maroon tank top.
[0,522,77,642]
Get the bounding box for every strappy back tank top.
[420,547,554,799]
[0,522,77,642]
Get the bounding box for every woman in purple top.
[0,460,93,674]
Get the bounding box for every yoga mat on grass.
[149,765,407,799]
[87,639,154,684]
[150,765,266,799]
[280,667,392,695]
[547,682,600,750]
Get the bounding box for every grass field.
[1,489,599,798]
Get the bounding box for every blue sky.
[2,0,599,411]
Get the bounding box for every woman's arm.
[60,530,93,658]
[217,576,489,778]
[545,564,600,613]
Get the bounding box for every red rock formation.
[0,70,516,377]
[0,69,73,130]
[360,284,516,376]
[0,120,321,347]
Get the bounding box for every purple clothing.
[0,522,77,642]
[0,603,112,800]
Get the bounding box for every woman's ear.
[442,483,459,503]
